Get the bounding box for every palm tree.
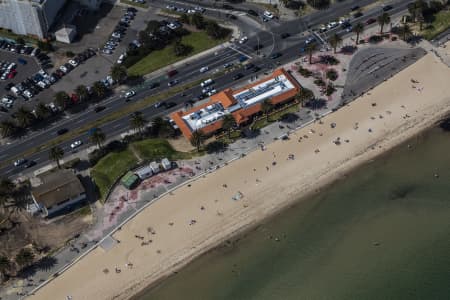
[0,120,16,138]
[417,10,424,31]
[221,114,236,139]
[377,12,391,34]
[75,85,89,102]
[260,99,273,121]
[54,91,70,110]
[190,130,206,152]
[35,102,51,120]
[0,178,15,209]
[130,111,147,135]
[328,33,342,54]
[401,24,413,41]
[353,22,365,45]
[89,128,106,149]
[92,81,107,99]
[15,248,34,269]
[110,64,128,83]
[16,106,34,128]
[49,146,64,169]
[0,255,11,277]
[296,88,315,107]
[306,42,317,64]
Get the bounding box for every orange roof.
[171,68,302,139]
[210,89,236,108]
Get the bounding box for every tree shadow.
[206,141,228,154]
[280,112,299,124]
[35,256,58,272]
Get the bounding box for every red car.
[7,72,15,79]
[366,18,376,25]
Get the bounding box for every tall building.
[0,0,66,39]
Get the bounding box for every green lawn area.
[91,150,138,201]
[422,10,450,40]
[128,31,225,76]
[252,104,299,130]
[91,139,191,201]
[132,138,192,161]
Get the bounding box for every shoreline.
[29,53,450,300]
[131,104,450,300]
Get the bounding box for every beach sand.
[30,53,450,300]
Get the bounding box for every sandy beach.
[30,53,450,300]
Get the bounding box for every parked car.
[125,90,136,98]
[70,140,83,149]
[56,128,69,135]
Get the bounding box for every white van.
[199,66,209,73]
[200,78,214,87]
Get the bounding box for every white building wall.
[0,0,66,39]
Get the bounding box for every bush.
[298,66,313,77]
[340,45,357,54]
[319,55,340,65]
[314,78,325,87]
[326,83,336,96]
[368,35,383,44]
[326,69,338,81]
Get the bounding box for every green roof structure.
[121,171,139,189]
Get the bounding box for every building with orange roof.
[171,68,301,140]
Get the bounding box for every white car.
[239,36,248,44]
[71,140,83,149]
[68,59,78,67]
[207,89,217,96]
[23,90,33,99]
[59,65,68,73]
[263,11,274,19]
[199,66,209,73]
[125,90,136,98]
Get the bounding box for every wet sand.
[30,53,450,300]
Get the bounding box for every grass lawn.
[91,139,191,201]
[252,104,299,130]
[128,31,225,76]
[422,10,450,40]
[132,138,192,161]
[91,150,138,201]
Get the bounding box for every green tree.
[191,13,205,29]
[307,0,330,9]
[173,41,191,57]
[306,42,317,64]
[260,99,273,121]
[179,13,190,24]
[49,146,64,169]
[110,64,128,83]
[35,102,51,120]
[89,128,106,149]
[130,111,147,135]
[190,130,206,152]
[328,33,342,53]
[0,178,15,209]
[400,24,413,40]
[353,22,365,45]
[0,120,16,138]
[92,81,107,99]
[0,255,11,277]
[75,85,89,102]
[16,37,25,45]
[54,91,70,110]
[221,114,236,139]
[205,21,226,39]
[417,10,425,31]
[15,248,34,269]
[16,106,34,128]
[377,12,391,34]
[296,88,314,107]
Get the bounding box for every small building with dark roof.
[31,169,86,217]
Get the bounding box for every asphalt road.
[0,0,414,178]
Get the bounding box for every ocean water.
[136,126,450,300]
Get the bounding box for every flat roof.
[182,102,227,132]
[171,68,301,139]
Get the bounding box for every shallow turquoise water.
[137,127,450,300]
